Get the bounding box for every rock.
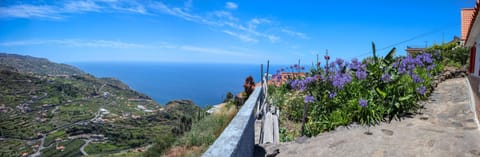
[420,115,429,120]
[266,148,280,157]
[381,129,394,136]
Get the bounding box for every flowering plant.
[269,42,441,137]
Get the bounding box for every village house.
[464,0,480,75]
[268,72,306,86]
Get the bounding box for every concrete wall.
[467,76,480,129]
[203,86,263,157]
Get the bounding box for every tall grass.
[163,103,238,156]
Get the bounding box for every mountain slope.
[0,53,84,75]
[0,53,201,157]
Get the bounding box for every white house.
[466,0,480,75]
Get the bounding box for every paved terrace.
[260,78,480,157]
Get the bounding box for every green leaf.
[384,48,396,62]
[375,87,387,98]
[399,95,412,101]
[394,102,400,108]
[372,42,377,64]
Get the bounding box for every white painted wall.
[476,37,480,76]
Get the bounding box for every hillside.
[0,53,201,157]
[0,53,84,76]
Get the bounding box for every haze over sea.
[71,62,281,107]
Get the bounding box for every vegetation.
[0,53,206,156]
[41,139,85,157]
[159,102,238,156]
[270,42,447,139]
[424,40,469,68]
[0,53,84,75]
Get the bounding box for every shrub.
[271,42,440,136]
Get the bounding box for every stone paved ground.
[261,78,480,157]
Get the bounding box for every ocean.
[71,62,281,107]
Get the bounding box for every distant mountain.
[0,53,201,157]
[0,53,84,76]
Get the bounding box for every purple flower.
[426,64,436,71]
[304,95,315,103]
[351,58,359,65]
[305,76,316,83]
[290,77,316,91]
[329,62,336,69]
[324,55,330,61]
[355,70,367,80]
[329,92,336,98]
[392,61,399,68]
[290,80,298,88]
[416,86,426,95]
[316,62,321,67]
[381,73,392,83]
[349,61,360,70]
[335,58,344,66]
[359,99,368,107]
[411,74,423,83]
[332,73,352,89]
[301,66,305,70]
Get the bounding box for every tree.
[223,92,234,103]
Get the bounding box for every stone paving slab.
[261,78,480,157]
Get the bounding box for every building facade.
[465,0,480,76]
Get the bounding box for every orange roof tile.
[466,0,480,44]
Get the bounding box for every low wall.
[467,75,480,129]
[203,86,263,157]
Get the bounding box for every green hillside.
[0,53,201,157]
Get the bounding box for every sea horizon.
[70,62,286,107]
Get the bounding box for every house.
[465,0,480,75]
[268,72,306,86]
[405,46,425,56]
[464,0,480,130]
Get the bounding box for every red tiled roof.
[466,0,480,44]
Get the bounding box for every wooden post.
[266,60,270,82]
[261,64,264,84]
[301,102,307,136]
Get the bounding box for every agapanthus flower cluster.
[411,74,423,83]
[359,99,368,107]
[335,58,345,67]
[304,95,315,103]
[329,91,337,98]
[394,53,434,75]
[416,86,426,95]
[355,70,367,80]
[392,53,436,86]
[290,76,317,91]
[381,73,392,83]
[331,72,352,89]
[349,58,368,80]
[271,74,282,83]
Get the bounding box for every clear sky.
[0,0,476,65]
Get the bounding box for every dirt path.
[80,139,90,156]
[262,78,480,157]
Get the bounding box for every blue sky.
[0,0,476,64]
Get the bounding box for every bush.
[271,43,440,136]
